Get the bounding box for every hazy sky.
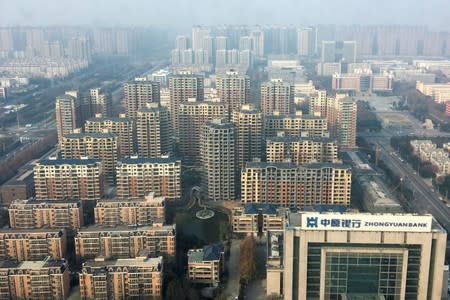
[2,0,450,31]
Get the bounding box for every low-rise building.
[231,204,286,235]
[187,243,224,285]
[94,193,165,227]
[0,257,70,300]
[75,225,176,260]
[0,167,34,206]
[79,252,163,300]
[8,198,83,230]
[0,228,67,261]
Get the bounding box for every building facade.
[61,132,118,184]
[231,204,286,235]
[136,104,173,158]
[187,244,224,285]
[0,257,70,300]
[84,114,134,158]
[216,70,251,114]
[264,112,329,138]
[34,158,103,201]
[260,79,295,116]
[178,98,228,163]
[75,225,176,260]
[55,94,79,145]
[200,119,236,201]
[94,193,165,227]
[124,80,160,118]
[115,156,181,200]
[8,199,83,230]
[79,254,163,300]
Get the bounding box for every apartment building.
[61,132,118,184]
[264,111,329,138]
[79,253,163,300]
[241,162,351,207]
[116,156,181,200]
[231,204,286,235]
[84,114,134,158]
[0,257,70,300]
[8,199,83,230]
[260,79,295,116]
[231,104,263,171]
[124,80,160,118]
[416,81,450,103]
[200,119,236,201]
[216,70,251,114]
[34,157,103,201]
[187,244,224,285]
[266,135,338,165]
[55,94,80,145]
[168,73,204,134]
[178,98,228,163]
[0,229,67,260]
[136,103,173,158]
[75,225,176,260]
[94,193,165,227]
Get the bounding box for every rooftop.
[243,203,280,215]
[188,243,224,263]
[118,156,180,165]
[37,158,100,166]
[63,132,117,139]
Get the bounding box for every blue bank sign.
[301,213,433,232]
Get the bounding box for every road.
[376,142,450,232]
[224,239,240,300]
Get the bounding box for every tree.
[240,235,257,282]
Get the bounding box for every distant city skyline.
[2,0,450,31]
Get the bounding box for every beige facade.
[75,225,176,260]
[136,103,173,158]
[116,156,181,200]
[84,114,134,158]
[231,104,263,172]
[34,158,103,201]
[8,199,83,230]
[80,254,163,300]
[275,212,448,300]
[200,119,236,201]
[216,70,250,114]
[94,193,165,227]
[61,132,118,184]
[266,135,338,165]
[261,79,295,116]
[231,204,286,235]
[168,74,204,135]
[55,94,79,145]
[416,81,450,103]
[264,112,329,138]
[124,80,160,119]
[187,244,224,285]
[0,229,67,261]
[178,98,228,163]
[0,257,70,300]
[241,162,351,207]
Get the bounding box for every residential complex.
[187,244,224,285]
[264,112,329,138]
[89,87,112,117]
[79,254,163,300]
[94,193,165,227]
[61,132,118,184]
[178,98,228,163]
[200,119,236,201]
[241,162,352,207]
[231,104,263,171]
[168,73,204,134]
[216,70,251,114]
[84,114,135,158]
[266,135,338,165]
[231,204,286,235]
[260,79,295,116]
[124,79,160,118]
[55,94,79,144]
[416,81,450,103]
[0,228,67,261]
[0,257,70,300]
[115,156,181,200]
[75,225,176,260]
[34,158,103,201]
[136,104,173,158]
[8,199,83,230]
